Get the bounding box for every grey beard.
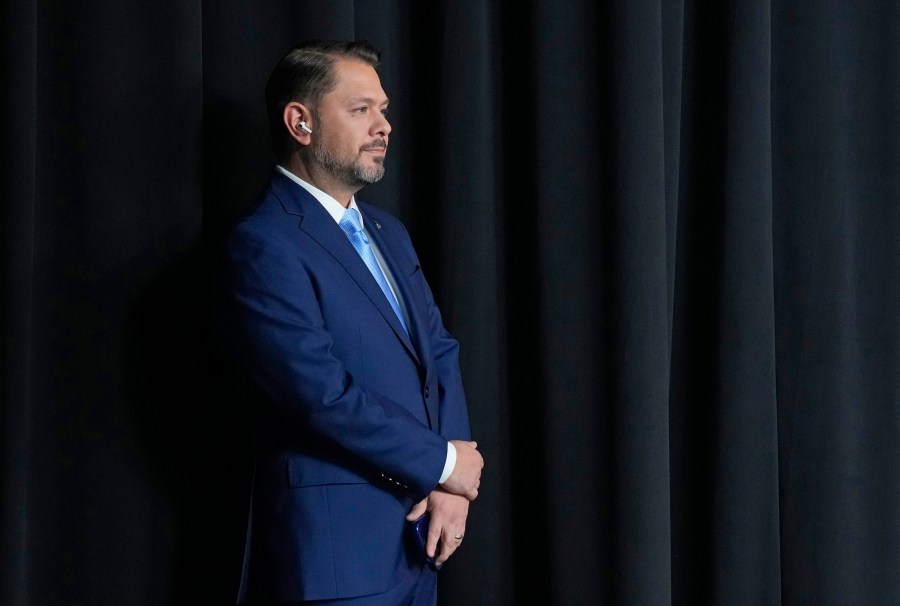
[313,145,385,187]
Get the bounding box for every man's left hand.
[406,487,469,568]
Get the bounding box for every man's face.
[310,58,391,188]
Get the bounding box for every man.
[218,40,483,605]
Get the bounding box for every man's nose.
[374,114,391,136]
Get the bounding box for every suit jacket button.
[424,385,431,398]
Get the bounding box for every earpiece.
[299,121,313,134]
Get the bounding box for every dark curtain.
[3,1,898,604]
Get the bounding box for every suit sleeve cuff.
[438,441,456,485]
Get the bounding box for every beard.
[313,138,386,188]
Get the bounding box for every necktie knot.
[340,208,368,243]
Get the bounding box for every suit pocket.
[286,455,369,488]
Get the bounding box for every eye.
[353,106,368,114]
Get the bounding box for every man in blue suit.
[219,40,484,605]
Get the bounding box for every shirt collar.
[276,165,363,227]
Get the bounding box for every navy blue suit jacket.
[220,172,471,602]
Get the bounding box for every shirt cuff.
[438,441,457,485]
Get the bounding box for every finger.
[434,539,454,567]
[426,520,442,558]
[434,529,464,567]
[405,499,427,521]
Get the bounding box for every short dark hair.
[265,39,381,159]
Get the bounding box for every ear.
[283,102,313,146]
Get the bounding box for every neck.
[285,155,358,208]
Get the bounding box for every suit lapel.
[365,211,440,429]
[271,174,420,364]
[365,214,432,367]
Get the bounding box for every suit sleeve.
[219,223,447,501]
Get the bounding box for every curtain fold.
[602,1,673,602]
[1,2,37,605]
[2,1,898,604]
[669,1,782,602]
[773,2,900,603]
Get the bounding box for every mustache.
[360,139,387,151]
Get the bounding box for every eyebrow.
[347,96,389,106]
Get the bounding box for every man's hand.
[406,488,469,569]
[440,440,483,501]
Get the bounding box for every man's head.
[265,40,391,198]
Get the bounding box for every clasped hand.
[440,440,483,501]
[406,488,469,569]
[406,440,481,568]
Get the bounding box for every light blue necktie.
[340,208,408,334]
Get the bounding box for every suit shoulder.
[224,205,299,268]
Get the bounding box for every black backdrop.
[3,1,899,604]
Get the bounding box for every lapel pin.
[375,221,382,229]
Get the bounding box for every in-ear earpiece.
[299,121,313,134]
